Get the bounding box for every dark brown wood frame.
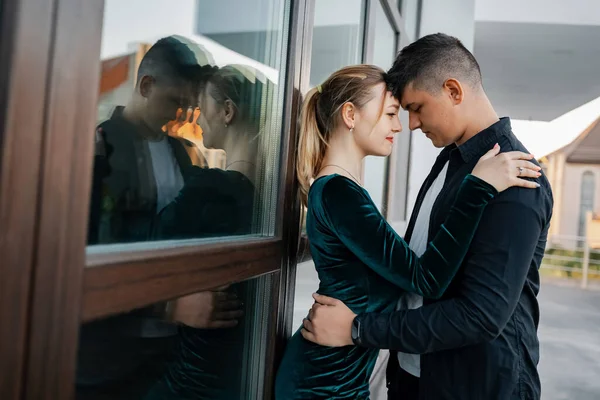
[269,0,314,394]
[23,0,104,397]
[2,0,311,398]
[83,238,282,321]
[0,0,56,397]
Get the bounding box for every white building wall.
[475,0,600,26]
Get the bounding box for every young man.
[88,36,204,245]
[302,33,553,400]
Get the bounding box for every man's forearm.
[354,297,498,353]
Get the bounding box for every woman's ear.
[223,99,236,126]
[341,102,356,130]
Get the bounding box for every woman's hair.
[296,64,386,206]
[204,65,265,136]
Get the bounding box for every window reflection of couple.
[275,33,552,400]
[80,36,264,399]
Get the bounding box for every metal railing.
[542,235,600,289]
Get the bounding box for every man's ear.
[139,75,155,99]
[443,78,464,105]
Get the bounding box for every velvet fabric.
[275,173,497,399]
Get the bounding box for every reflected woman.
[152,65,261,240]
[274,65,541,399]
[146,65,267,399]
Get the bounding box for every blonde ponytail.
[295,65,387,207]
[296,87,327,207]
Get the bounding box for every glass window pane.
[372,5,397,69]
[387,103,411,223]
[398,0,420,41]
[77,0,290,398]
[363,2,397,212]
[76,273,275,399]
[88,0,289,252]
[310,0,365,86]
[292,0,366,329]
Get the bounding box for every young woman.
[275,65,540,399]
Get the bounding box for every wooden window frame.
[83,238,283,321]
[0,0,314,399]
[0,0,56,398]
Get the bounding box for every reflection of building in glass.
[98,52,135,122]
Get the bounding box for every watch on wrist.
[351,316,361,345]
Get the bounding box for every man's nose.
[409,113,421,131]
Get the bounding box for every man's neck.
[455,100,499,146]
[121,106,164,141]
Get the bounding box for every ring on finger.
[518,166,524,175]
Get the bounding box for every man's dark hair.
[136,36,199,86]
[386,33,482,100]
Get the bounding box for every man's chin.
[428,137,452,148]
[427,138,444,148]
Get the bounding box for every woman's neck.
[223,129,258,165]
[222,128,259,183]
[319,129,364,184]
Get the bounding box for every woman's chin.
[202,137,215,148]
[380,144,394,157]
[370,149,393,158]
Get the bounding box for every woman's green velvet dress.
[275,173,497,399]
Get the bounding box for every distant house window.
[578,171,596,239]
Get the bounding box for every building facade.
[544,117,600,247]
